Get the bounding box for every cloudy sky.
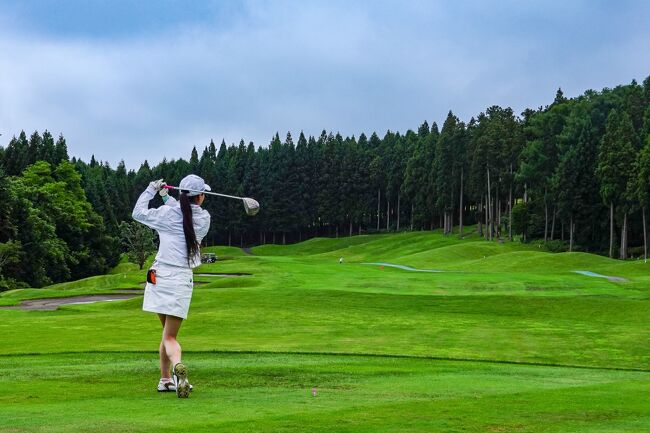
[0,0,649,170]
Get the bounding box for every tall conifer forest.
[1,78,649,289]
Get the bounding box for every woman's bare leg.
[157,314,171,378]
[161,314,184,367]
[158,314,189,397]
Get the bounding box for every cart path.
[3,272,252,311]
[361,262,443,273]
[0,293,141,311]
[573,270,628,282]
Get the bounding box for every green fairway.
[3,352,649,433]
[2,231,650,432]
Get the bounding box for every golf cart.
[201,253,217,263]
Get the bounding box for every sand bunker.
[0,293,141,311]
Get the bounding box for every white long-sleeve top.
[132,185,211,268]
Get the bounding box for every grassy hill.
[1,230,649,432]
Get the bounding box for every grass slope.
[1,230,649,432]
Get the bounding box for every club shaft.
[165,185,243,200]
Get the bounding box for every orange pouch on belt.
[146,269,156,284]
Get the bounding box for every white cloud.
[0,1,648,169]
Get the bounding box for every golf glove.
[149,179,166,191]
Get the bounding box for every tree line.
[1,77,649,289]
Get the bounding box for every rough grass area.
[1,230,649,432]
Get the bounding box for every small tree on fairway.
[511,201,530,242]
[119,221,156,269]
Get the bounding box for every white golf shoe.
[157,378,193,393]
[172,363,191,398]
[157,378,175,392]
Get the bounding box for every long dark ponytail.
[179,192,200,266]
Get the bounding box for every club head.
[242,197,260,216]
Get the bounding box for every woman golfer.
[132,174,211,398]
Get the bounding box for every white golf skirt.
[143,262,194,319]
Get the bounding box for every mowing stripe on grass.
[2,349,649,373]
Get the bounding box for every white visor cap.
[179,174,212,196]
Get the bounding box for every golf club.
[163,185,260,216]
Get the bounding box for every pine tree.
[554,117,597,251]
[637,135,650,261]
[241,141,260,245]
[190,146,199,171]
[367,132,384,231]
[113,160,133,223]
[634,104,650,261]
[3,131,30,175]
[0,167,18,244]
[402,129,424,230]
[517,102,567,241]
[355,133,373,234]
[434,112,460,235]
[294,132,311,239]
[597,110,637,258]
[39,131,56,163]
[385,131,408,231]
[54,134,69,164]
[27,131,42,166]
[403,121,432,231]
[625,79,645,135]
